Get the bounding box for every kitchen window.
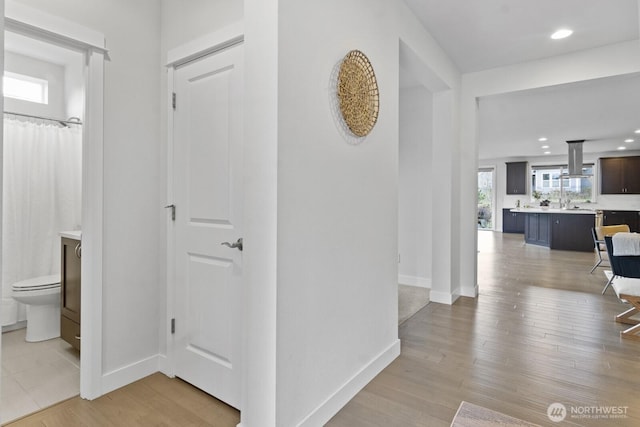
[531,164,594,204]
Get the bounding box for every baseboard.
[157,354,172,377]
[460,284,479,298]
[297,338,401,427]
[398,275,431,288]
[101,354,162,395]
[2,320,26,333]
[430,290,460,305]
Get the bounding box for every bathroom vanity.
[60,231,81,351]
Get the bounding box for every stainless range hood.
[566,140,586,176]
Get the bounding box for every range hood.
[566,140,586,176]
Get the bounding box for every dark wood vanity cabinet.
[600,156,640,194]
[506,161,527,195]
[61,237,81,351]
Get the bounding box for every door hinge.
[165,204,176,221]
[172,92,177,110]
[171,318,175,334]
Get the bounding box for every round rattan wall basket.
[336,50,380,137]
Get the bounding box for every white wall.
[399,86,433,287]
[396,3,462,305]
[64,55,84,120]
[243,0,278,424]
[273,0,461,424]
[275,0,400,423]
[4,51,65,119]
[0,0,5,390]
[161,0,242,54]
[12,0,163,385]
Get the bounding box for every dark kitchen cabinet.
[502,209,525,233]
[602,210,640,233]
[61,237,81,351]
[550,214,595,252]
[524,213,550,246]
[600,156,640,194]
[506,162,527,195]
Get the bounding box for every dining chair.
[604,235,640,340]
[591,224,630,276]
[603,232,640,294]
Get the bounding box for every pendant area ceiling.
[478,73,640,160]
[402,0,640,160]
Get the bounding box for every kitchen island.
[511,208,596,252]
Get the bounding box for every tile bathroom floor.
[1,328,80,424]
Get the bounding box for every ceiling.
[404,0,639,73]
[402,0,640,160]
[478,73,640,159]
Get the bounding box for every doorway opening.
[478,167,495,230]
[0,30,84,423]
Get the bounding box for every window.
[531,164,594,204]
[3,71,49,104]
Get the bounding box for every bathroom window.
[3,71,49,104]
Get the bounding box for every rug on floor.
[451,401,541,427]
[398,284,429,325]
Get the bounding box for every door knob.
[221,238,243,251]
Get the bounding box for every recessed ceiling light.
[541,145,550,149]
[551,29,573,40]
[617,146,627,150]
[538,137,548,142]
[625,139,634,143]
[635,129,640,134]
[544,151,551,155]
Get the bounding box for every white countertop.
[60,230,82,240]
[510,208,596,215]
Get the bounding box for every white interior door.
[172,44,244,409]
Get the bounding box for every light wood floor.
[4,373,240,427]
[328,232,640,426]
[7,232,640,426]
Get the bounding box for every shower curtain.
[1,117,82,326]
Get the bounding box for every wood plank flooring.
[328,232,640,426]
[3,373,240,426]
[7,232,640,426]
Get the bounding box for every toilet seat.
[12,274,60,292]
[11,274,62,342]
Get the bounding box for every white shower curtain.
[1,118,82,326]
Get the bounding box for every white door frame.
[3,1,107,400]
[164,23,244,377]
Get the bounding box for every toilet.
[12,274,61,342]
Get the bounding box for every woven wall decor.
[337,50,380,137]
